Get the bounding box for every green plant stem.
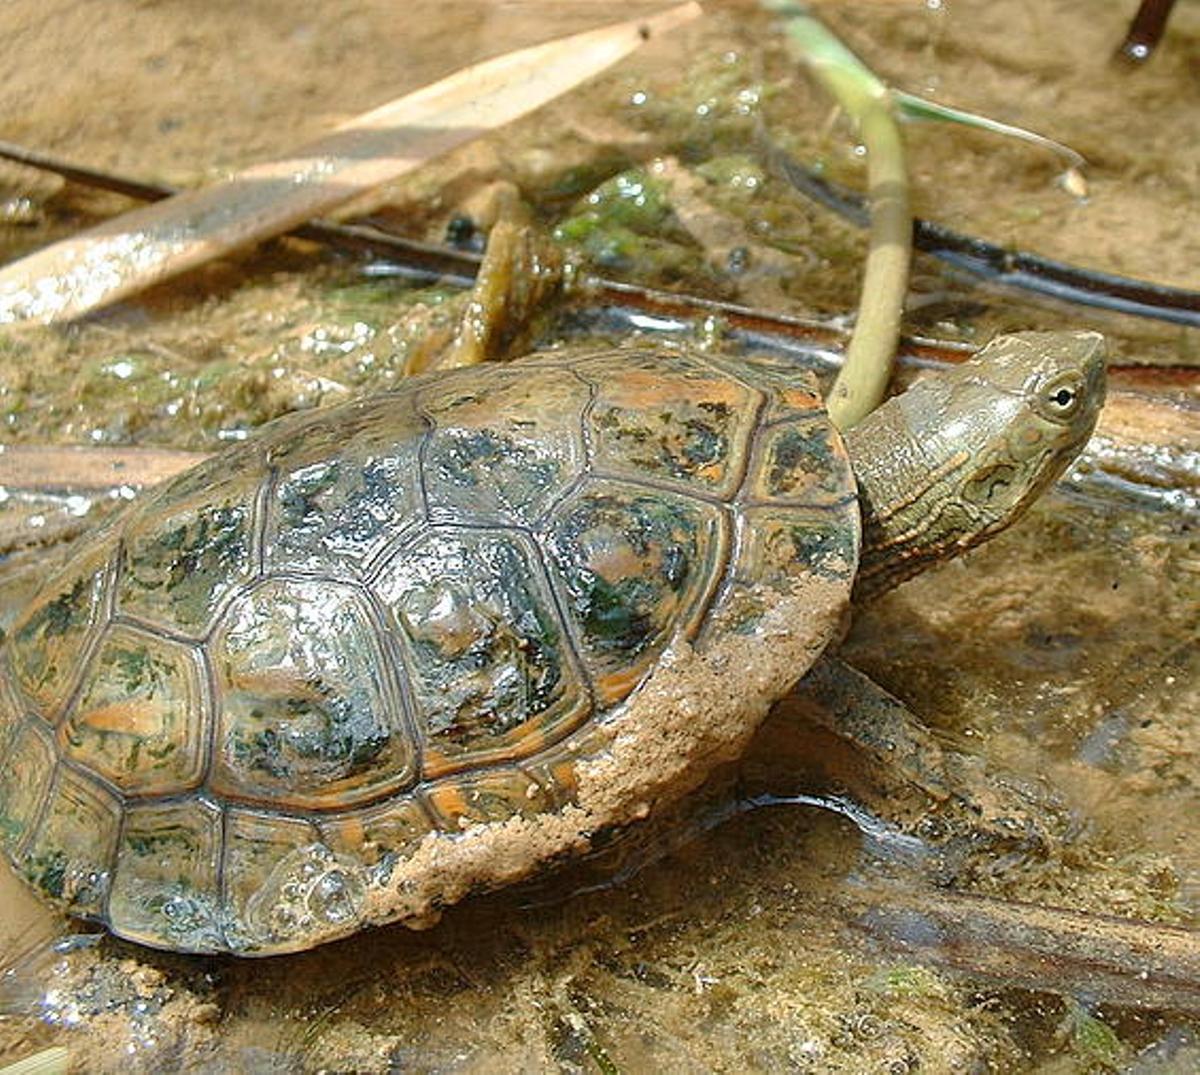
[766,3,912,428]
[832,103,911,428]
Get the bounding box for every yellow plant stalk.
[766,2,912,429]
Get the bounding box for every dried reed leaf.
[0,1047,70,1075]
[0,2,700,325]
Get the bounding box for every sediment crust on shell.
[350,572,851,941]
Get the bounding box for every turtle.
[0,328,1105,955]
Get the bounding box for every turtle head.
[846,330,1106,599]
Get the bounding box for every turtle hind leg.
[751,655,1073,883]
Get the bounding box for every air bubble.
[308,869,364,924]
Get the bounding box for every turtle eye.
[1038,374,1083,421]
[1050,386,1076,410]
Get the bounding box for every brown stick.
[0,445,207,490]
[854,883,1200,1012]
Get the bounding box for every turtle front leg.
[409,211,566,375]
[747,656,1073,882]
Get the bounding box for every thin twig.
[768,144,1200,329]
[8,136,1200,339]
[0,139,931,364]
[1116,0,1178,62]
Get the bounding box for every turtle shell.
[0,346,859,954]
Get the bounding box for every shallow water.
[0,0,1197,1071]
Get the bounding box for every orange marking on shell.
[333,815,368,852]
[593,663,653,706]
[544,758,581,800]
[586,542,646,582]
[421,722,553,782]
[774,386,822,412]
[227,669,325,701]
[76,699,164,737]
[600,368,744,408]
[424,784,470,824]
